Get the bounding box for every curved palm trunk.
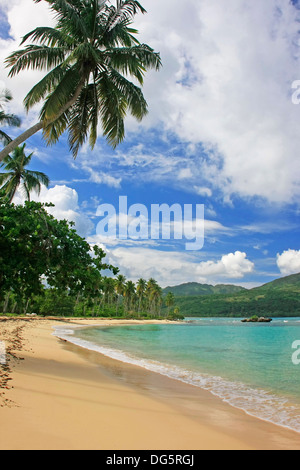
[0,78,86,162]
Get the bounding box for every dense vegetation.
[163,282,246,296]
[164,275,300,318]
[0,197,183,320]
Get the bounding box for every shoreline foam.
[53,323,300,435]
[1,318,300,450]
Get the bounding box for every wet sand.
[0,317,299,450]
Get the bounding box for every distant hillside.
[165,273,300,318]
[163,282,246,296]
[256,272,300,291]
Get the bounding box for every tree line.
[0,1,183,319]
[0,196,181,319]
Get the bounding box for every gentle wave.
[53,326,300,434]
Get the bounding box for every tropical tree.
[124,280,136,313]
[115,274,126,314]
[165,291,175,315]
[0,143,50,202]
[0,0,162,162]
[136,277,146,314]
[0,88,21,146]
[146,278,162,315]
[0,198,118,311]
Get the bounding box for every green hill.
[164,273,300,318]
[163,282,246,296]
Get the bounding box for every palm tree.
[136,277,146,314]
[0,143,50,202]
[146,277,161,315]
[102,276,116,306]
[115,274,126,315]
[0,89,21,145]
[0,0,161,162]
[124,280,136,313]
[165,291,175,315]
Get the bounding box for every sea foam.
[53,325,300,434]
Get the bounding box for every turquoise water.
[54,318,300,432]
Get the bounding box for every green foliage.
[170,274,300,317]
[32,289,75,316]
[0,198,117,312]
[4,0,162,158]
[0,144,50,202]
[0,88,21,145]
[163,282,246,296]
[0,198,172,319]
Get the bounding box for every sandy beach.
[0,317,299,450]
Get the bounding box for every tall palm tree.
[0,143,50,202]
[146,278,162,316]
[0,0,161,162]
[115,273,126,315]
[0,89,21,145]
[136,277,146,314]
[124,280,136,313]
[165,291,175,315]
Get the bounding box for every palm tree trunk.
[0,78,86,162]
[3,292,10,314]
[0,122,43,162]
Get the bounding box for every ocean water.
[54,317,300,433]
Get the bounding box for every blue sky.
[1,0,300,288]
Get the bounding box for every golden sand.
[0,317,299,450]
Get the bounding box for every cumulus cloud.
[2,0,300,205]
[0,0,54,118]
[276,249,300,275]
[13,185,94,237]
[133,0,300,204]
[102,247,254,286]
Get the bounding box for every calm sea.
[54,317,300,433]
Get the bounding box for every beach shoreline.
[0,317,299,450]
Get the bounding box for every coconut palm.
[102,276,116,306]
[0,143,50,202]
[115,273,126,314]
[0,89,21,145]
[146,278,162,316]
[0,0,161,162]
[165,291,175,315]
[136,277,146,314]
[124,280,136,313]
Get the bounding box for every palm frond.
[42,110,69,145]
[103,0,146,34]
[25,170,50,188]
[3,0,161,158]
[6,45,66,77]
[21,27,69,48]
[0,130,12,145]
[41,0,89,41]
[97,72,127,148]
[0,111,21,128]
[105,44,161,84]
[105,69,148,121]
[68,83,98,157]
[40,66,81,121]
[0,89,13,106]
[24,64,69,111]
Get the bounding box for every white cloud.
[83,166,122,188]
[13,185,94,237]
[276,249,300,275]
[103,247,254,286]
[1,0,300,205]
[133,0,300,204]
[0,0,54,118]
